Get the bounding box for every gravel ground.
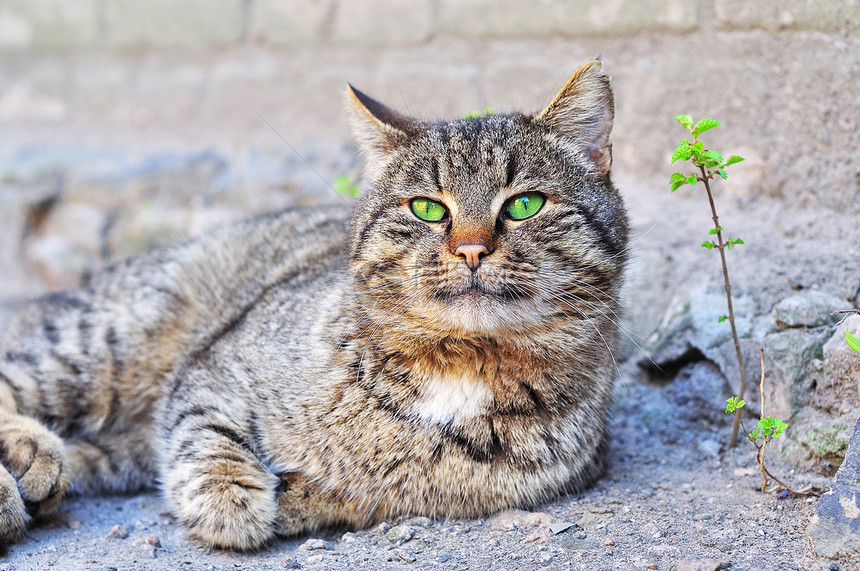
[0,372,843,571]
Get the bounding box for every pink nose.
[454,243,490,271]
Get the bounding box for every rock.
[548,522,575,535]
[773,291,851,329]
[404,516,433,528]
[106,524,129,539]
[132,534,160,559]
[298,538,334,551]
[394,550,417,563]
[377,521,392,535]
[384,524,415,546]
[537,551,554,565]
[487,509,550,530]
[641,286,753,370]
[807,416,860,558]
[674,560,725,571]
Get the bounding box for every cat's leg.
[0,382,69,541]
[275,471,369,537]
[64,428,158,495]
[160,365,280,550]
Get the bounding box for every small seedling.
[332,174,361,199]
[462,107,495,119]
[725,349,820,497]
[670,115,748,446]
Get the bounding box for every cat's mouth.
[431,280,529,303]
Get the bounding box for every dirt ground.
[2,173,858,570]
[0,368,841,571]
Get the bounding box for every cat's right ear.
[536,61,615,175]
[345,85,420,164]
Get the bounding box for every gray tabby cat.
[0,60,627,549]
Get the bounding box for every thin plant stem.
[757,349,768,492]
[699,164,748,447]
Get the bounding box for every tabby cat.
[0,60,628,550]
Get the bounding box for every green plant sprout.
[833,308,860,353]
[725,349,820,496]
[462,107,496,119]
[332,174,361,199]
[671,115,748,447]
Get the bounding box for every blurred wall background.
[0,0,857,296]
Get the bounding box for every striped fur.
[0,61,627,549]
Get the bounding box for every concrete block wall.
[0,0,858,297]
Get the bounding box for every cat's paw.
[167,456,280,550]
[0,414,69,539]
[0,465,29,540]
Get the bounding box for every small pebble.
[395,550,417,563]
[299,538,334,551]
[385,525,415,546]
[645,563,657,570]
[538,552,554,565]
[377,522,392,535]
[106,524,129,540]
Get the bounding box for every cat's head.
[346,61,628,338]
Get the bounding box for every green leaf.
[748,429,762,441]
[701,241,716,250]
[847,329,860,353]
[758,416,788,439]
[674,114,694,131]
[669,172,688,192]
[686,174,698,185]
[718,168,728,180]
[692,141,704,153]
[725,397,745,413]
[703,150,723,163]
[718,315,728,323]
[727,237,745,249]
[692,117,721,138]
[724,155,745,166]
[709,227,723,235]
[332,174,361,199]
[671,140,693,164]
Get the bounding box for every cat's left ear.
[345,85,421,165]
[536,60,615,175]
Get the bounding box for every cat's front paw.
[0,413,69,539]
[166,455,280,550]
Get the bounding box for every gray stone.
[332,0,434,45]
[0,0,98,49]
[385,524,415,546]
[807,417,860,558]
[715,0,860,32]
[642,286,753,369]
[102,0,244,48]
[299,538,334,551]
[773,291,852,329]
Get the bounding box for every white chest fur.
[411,372,492,426]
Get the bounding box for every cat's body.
[0,61,628,549]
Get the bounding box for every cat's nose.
[453,243,491,271]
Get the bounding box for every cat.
[0,60,628,550]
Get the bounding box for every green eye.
[411,198,448,222]
[505,192,545,220]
